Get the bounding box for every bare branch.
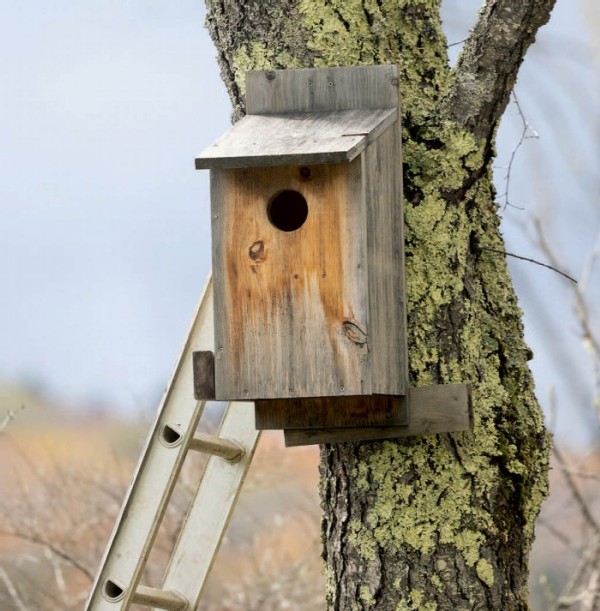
[0,529,94,582]
[552,534,600,611]
[45,545,70,606]
[533,219,600,418]
[558,468,600,482]
[0,404,26,433]
[580,228,600,293]
[482,247,578,283]
[537,516,579,550]
[447,38,467,49]
[498,92,539,210]
[0,566,28,611]
[446,0,556,143]
[552,445,599,532]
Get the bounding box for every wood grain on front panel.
[211,161,369,400]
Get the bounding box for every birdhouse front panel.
[211,159,371,401]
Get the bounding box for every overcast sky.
[1,1,598,443]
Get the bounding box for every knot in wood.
[342,320,367,345]
[249,240,265,262]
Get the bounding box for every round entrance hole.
[267,190,308,232]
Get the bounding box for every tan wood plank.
[246,65,398,114]
[195,108,396,169]
[255,395,408,429]
[211,160,369,400]
[283,384,472,446]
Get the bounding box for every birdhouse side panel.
[210,162,371,400]
[365,121,408,395]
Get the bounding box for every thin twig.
[482,247,578,283]
[0,566,28,611]
[45,544,70,606]
[534,219,600,360]
[0,404,26,433]
[553,534,600,610]
[558,469,600,482]
[579,227,600,293]
[0,529,94,582]
[582,569,600,611]
[538,516,579,549]
[552,445,599,532]
[447,38,467,48]
[9,564,73,611]
[499,92,539,210]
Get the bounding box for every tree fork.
[205,0,554,608]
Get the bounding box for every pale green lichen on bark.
[232,43,275,95]
[232,42,307,96]
[395,589,438,611]
[359,584,376,606]
[477,558,495,586]
[323,564,337,601]
[349,433,496,563]
[298,1,373,65]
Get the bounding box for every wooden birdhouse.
[194,65,471,445]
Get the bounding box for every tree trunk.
[205,1,555,608]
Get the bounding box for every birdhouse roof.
[195,107,397,170]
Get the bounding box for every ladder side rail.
[156,402,260,609]
[86,277,215,610]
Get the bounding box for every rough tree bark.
[205,1,555,608]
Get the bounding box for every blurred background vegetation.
[1,0,599,608]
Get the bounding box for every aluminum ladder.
[85,277,261,611]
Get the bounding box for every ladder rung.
[132,585,187,610]
[188,432,244,462]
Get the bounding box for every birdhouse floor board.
[254,395,408,430]
[195,108,397,170]
[283,384,472,446]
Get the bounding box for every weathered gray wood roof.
[195,107,397,169]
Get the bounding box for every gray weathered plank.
[364,119,408,395]
[195,108,397,169]
[246,65,399,115]
[254,395,408,430]
[193,350,215,400]
[283,384,472,446]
